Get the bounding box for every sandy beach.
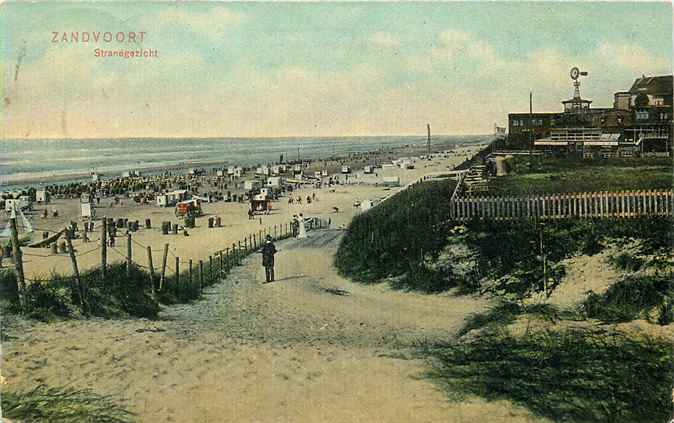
[11,147,478,280]
[0,144,555,423]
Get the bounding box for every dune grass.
[1,248,238,321]
[424,327,673,423]
[489,155,672,195]
[1,384,134,423]
[583,274,673,325]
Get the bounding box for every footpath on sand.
[3,229,547,423]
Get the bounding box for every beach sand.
[3,229,545,423]
[15,151,475,280]
[1,145,551,422]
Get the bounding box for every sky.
[0,1,671,139]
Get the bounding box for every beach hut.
[381,164,395,170]
[244,180,261,191]
[314,171,322,178]
[341,165,351,174]
[266,177,282,188]
[165,190,188,206]
[321,170,329,177]
[234,167,243,177]
[4,198,29,212]
[156,194,169,207]
[80,193,91,203]
[81,202,95,219]
[36,190,49,204]
[91,172,101,182]
[383,176,400,187]
[250,199,271,214]
[363,166,373,174]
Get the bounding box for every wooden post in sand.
[208,256,213,284]
[199,260,204,292]
[100,217,107,281]
[126,232,132,277]
[189,259,193,289]
[64,230,84,310]
[160,244,168,291]
[175,257,180,294]
[9,218,26,309]
[274,224,278,240]
[147,246,155,298]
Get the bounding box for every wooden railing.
[449,189,673,221]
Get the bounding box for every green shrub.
[1,384,134,423]
[425,328,673,423]
[583,274,672,324]
[610,252,645,272]
[335,180,453,285]
[458,301,561,337]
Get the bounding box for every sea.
[0,135,490,190]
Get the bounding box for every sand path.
[3,230,546,422]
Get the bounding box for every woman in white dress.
[297,213,308,239]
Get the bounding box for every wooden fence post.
[126,232,132,277]
[9,217,26,309]
[100,217,107,281]
[175,257,180,294]
[209,255,213,284]
[189,259,193,289]
[147,246,155,298]
[199,260,204,293]
[160,244,169,291]
[64,230,85,311]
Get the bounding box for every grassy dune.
[488,156,672,195]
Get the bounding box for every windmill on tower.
[563,67,592,113]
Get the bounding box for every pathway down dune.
[4,229,546,423]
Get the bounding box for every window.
[660,113,669,121]
[636,111,649,120]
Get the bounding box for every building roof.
[508,112,561,118]
[629,75,673,96]
[562,98,592,104]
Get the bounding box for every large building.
[507,70,673,158]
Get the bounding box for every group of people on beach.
[287,192,318,206]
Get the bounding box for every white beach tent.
[0,203,34,238]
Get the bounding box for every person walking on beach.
[261,235,277,283]
[298,213,307,239]
[291,215,299,237]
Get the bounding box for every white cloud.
[597,41,671,75]
[141,6,245,42]
[369,32,401,49]
[431,30,498,65]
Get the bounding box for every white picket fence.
[449,189,673,221]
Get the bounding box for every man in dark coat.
[261,235,277,283]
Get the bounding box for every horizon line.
[0,133,492,141]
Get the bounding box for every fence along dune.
[449,189,674,221]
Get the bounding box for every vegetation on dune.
[1,384,134,423]
[487,155,672,195]
[335,180,454,289]
[584,274,673,325]
[1,249,241,320]
[335,157,674,423]
[336,178,671,299]
[424,328,673,423]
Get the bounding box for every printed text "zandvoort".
[52,31,147,43]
